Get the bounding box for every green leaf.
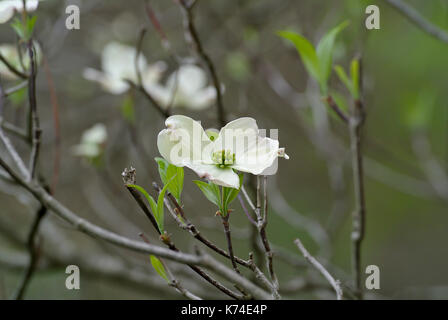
[316,20,349,94]
[277,31,320,84]
[150,255,169,282]
[10,16,37,41]
[155,157,184,203]
[156,177,177,233]
[334,65,352,94]
[127,184,158,216]
[221,174,243,215]
[350,59,360,99]
[11,18,25,39]
[194,180,222,209]
[26,16,37,39]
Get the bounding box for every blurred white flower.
[0,42,41,80]
[0,0,39,24]
[72,123,108,159]
[83,42,165,95]
[157,115,288,189]
[147,64,217,110]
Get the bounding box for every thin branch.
[27,42,41,181]
[154,183,277,295]
[122,168,242,299]
[384,0,448,44]
[139,233,202,300]
[349,98,366,299]
[0,118,28,141]
[178,0,226,126]
[2,81,28,97]
[259,176,279,292]
[325,96,349,124]
[220,213,240,274]
[13,205,47,300]
[0,158,271,300]
[126,80,171,118]
[155,182,252,268]
[0,51,29,79]
[0,128,30,180]
[294,238,343,300]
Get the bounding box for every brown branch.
[178,0,226,126]
[220,213,240,274]
[126,80,171,119]
[325,96,349,124]
[122,168,242,299]
[0,156,271,299]
[0,51,29,79]
[13,205,47,300]
[27,42,41,181]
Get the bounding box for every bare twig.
[122,168,242,299]
[220,213,240,274]
[384,0,448,44]
[13,205,47,300]
[325,96,349,124]
[0,158,271,300]
[126,80,171,118]
[0,52,29,79]
[0,128,30,179]
[139,233,202,300]
[2,81,28,97]
[294,238,343,300]
[259,176,279,292]
[349,98,366,299]
[27,42,41,181]
[178,0,226,126]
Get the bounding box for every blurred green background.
[1,0,448,299]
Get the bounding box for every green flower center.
[212,149,235,168]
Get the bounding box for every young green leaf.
[350,59,360,99]
[127,184,158,217]
[277,31,320,83]
[11,18,25,40]
[150,255,169,282]
[221,174,243,215]
[334,65,354,96]
[194,180,222,209]
[155,157,184,203]
[155,176,177,233]
[316,20,349,93]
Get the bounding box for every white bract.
[148,64,216,110]
[83,42,165,95]
[0,0,39,24]
[72,123,107,159]
[157,115,289,189]
[0,42,41,80]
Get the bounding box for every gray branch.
[384,0,448,43]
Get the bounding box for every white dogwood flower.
[0,0,39,24]
[83,42,165,95]
[72,123,107,159]
[157,115,289,189]
[0,42,41,80]
[148,64,216,110]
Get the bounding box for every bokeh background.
[1,0,448,299]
